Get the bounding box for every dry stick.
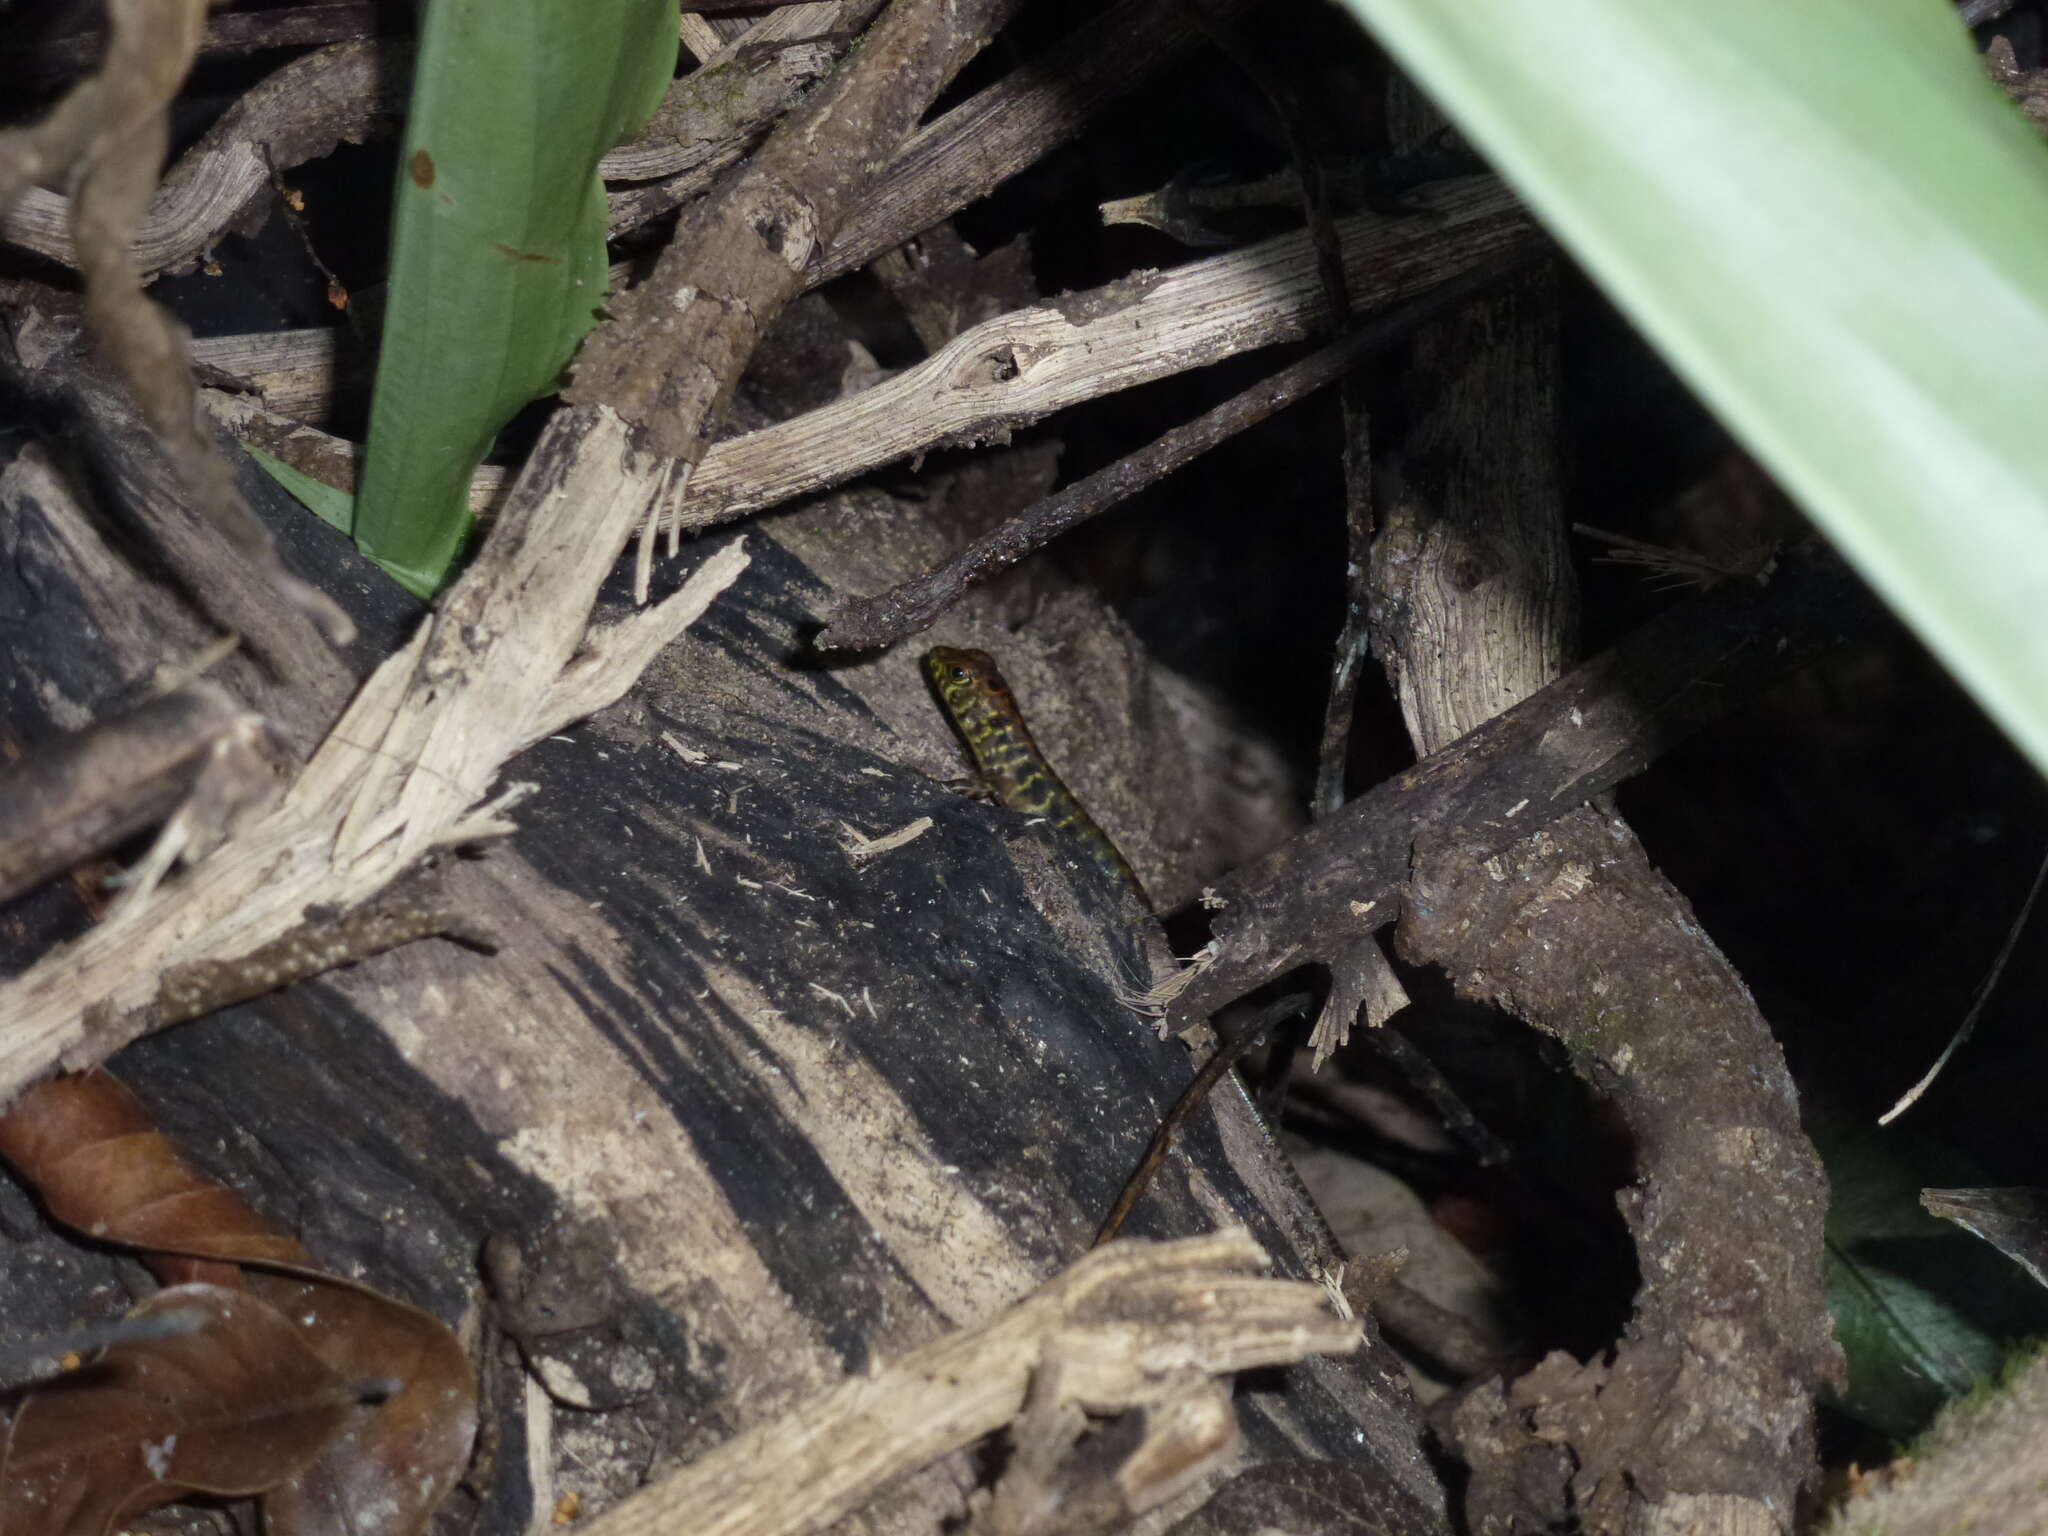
[812,0,1252,287]
[1095,994,1314,1246]
[577,1229,1357,1536]
[1,41,407,276]
[1181,0,1395,1072]
[816,248,1537,652]
[1306,319,1393,1063]
[1879,841,2048,1125]
[1163,543,1874,1029]
[1314,377,1376,818]
[677,176,1532,530]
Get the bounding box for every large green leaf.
[1333,0,2048,775]
[347,0,679,596]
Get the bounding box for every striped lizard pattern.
[922,646,1147,905]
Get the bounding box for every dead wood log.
[0,337,1450,1534]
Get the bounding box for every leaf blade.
[351,0,680,593]
[1333,0,2048,774]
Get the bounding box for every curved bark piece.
[1361,108,1838,1528]
[1407,818,1836,1533]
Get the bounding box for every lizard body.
[921,645,1147,905]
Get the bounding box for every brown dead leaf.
[0,1283,357,1536]
[0,1071,477,1534]
[247,1271,479,1536]
[0,1069,310,1274]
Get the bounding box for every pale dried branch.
[671,176,1536,531]
[815,248,1535,653]
[577,1230,1358,1536]
[0,461,745,1095]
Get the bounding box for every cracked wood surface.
[0,420,1449,1534]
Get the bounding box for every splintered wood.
[578,1230,1359,1536]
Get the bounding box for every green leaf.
[1331,0,2048,777]
[1816,1118,2048,1439]
[351,0,680,595]
[243,443,354,538]
[243,445,444,599]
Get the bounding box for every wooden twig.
[1094,995,1313,1246]
[1880,841,2048,1124]
[1313,381,1376,818]
[1165,544,1871,1028]
[576,1230,1358,1536]
[0,41,406,275]
[677,176,1536,530]
[815,248,1536,653]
